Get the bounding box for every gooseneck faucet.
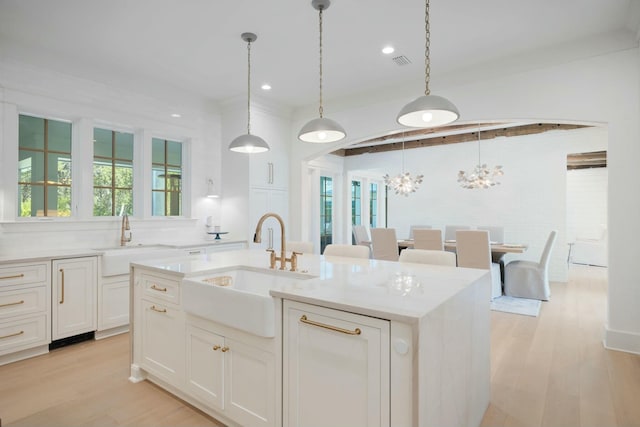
[120,213,132,246]
[253,212,299,271]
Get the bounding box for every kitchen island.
[129,249,490,427]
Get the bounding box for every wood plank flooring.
[0,264,638,427]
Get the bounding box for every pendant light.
[383,132,424,196]
[298,0,346,143]
[396,0,459,128]
[457,125,504,189]
[229,32,270,153]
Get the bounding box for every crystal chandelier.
[457,126,504,189]
[383,135,424,196]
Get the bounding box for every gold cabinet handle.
[300,315,362,336]
[0,300,25,308]
[212,345,221,351]
[59,269,65,304]
[221,346,229,352]
[150,305,167,313]
[150,284,167,292]
[0,273,25,280]
[0,330,24,340]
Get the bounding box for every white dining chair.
[370,228,399,261]
[323,244,370,259]
[412,228,443,250]
[287,241,314,254]
[476,226,505,244]
[408,224,431,240]
[456,230,502,299]
[352,225,371,247]
[504,230,557,301]
[399,249,456,266]
[444,225,471,241]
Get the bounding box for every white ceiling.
[0,0,638,110]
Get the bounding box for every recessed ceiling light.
[261,83,272,91]
[382,46,395,55]
[171,113,181,118]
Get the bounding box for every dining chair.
[287,241,314,254]
[412,228,443,250]
[455,230,502,299]
[323,244,370,259]
[476,226,504,244]
[504,230,557,301]
[444,225,471,241]
[408,224,431,240]
[352,225,371,247]
[399,249,456,266]
[370,228,399,261]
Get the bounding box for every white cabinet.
[250,145,288,189]
[186,319,277,427]
[0,262,51,363]
[137,272,185,387]
[51,257,97,341]
[97,274,129,334]
[283,300,390,427]
[250,187,288,251]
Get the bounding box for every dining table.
[397,239,528,255]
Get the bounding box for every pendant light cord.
[318,7,324,118]
[424,0,431,96]
[401,133,406,173]
[477,125,481,165]
[247,39,252,135]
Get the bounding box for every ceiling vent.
[392,55,411,66]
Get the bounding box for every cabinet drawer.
[0,286,47,320]
[0,314,49,355]
[141,274,180,305]
[0,263,48,288]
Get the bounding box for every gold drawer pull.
[300,315,362,336]
[0,300,25,308]
[0,330,24,340]
[0,273,25,280]
[150,284,167,292]
[213,345,221,351]
[221,346,229,352]
[150,305,167,313]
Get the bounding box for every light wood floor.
[1,265,638,427]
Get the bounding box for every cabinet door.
[225,336,276,427]
[250,188,288,251]
[52,257,97,340]
[140,299,185,386]
[186,324,224,410]
[98,277,129,331]
[284,301,390,427]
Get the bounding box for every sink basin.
[97,245,184,276]
[183,267,314,337]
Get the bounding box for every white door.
[283,301,390,427]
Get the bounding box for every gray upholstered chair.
[370,228,399,261]
[456,230,502,299]
[504,230,557,301]
[323,244,370,259]
[412,228,443,250]
[399,249,456,266]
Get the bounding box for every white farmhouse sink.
[183,267,314,337]
[97,244,185,276]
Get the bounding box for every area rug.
[490,296,542,317]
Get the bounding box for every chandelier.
[383,135,424,196]
[457,126,503,189]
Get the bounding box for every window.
[93,128,134,216]
[18,115,72,217]
[370,183,378,228]
[152,138,183,216]
[320,176,333,253]
[351,180,362,226]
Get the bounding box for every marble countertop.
[133,249,490,323]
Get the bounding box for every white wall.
[344,126,607,282]
[567,167,608,242]
[290,48,640,354]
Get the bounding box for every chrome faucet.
[120,214,132,246]
[253,212,299,271]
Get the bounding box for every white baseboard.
[603,326,640,355]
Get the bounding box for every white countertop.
[133,249,490,323]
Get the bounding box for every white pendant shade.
[396,94,460,128]
[228,133,269,153]
[298,117,346,143]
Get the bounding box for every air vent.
[392,55,411,66]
